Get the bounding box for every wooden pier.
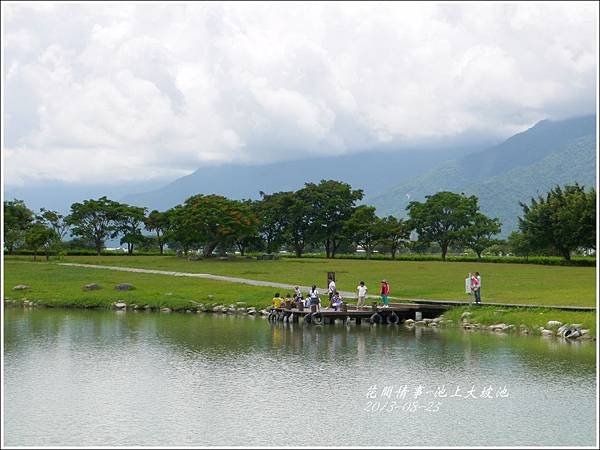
[268,301,449,325]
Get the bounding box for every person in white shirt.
[328,278,336,308]
[309,285,321,311]
[356,281,368,309]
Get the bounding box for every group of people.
[271,277,393,311]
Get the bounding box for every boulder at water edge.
[114,302,127,310]
[84,283,101,291]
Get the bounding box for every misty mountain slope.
[121,145,479,211]
[369,116,596,236]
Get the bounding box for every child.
[331,291,343,311]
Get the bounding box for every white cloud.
[2,1,597,186]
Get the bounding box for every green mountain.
[368,115,596,236]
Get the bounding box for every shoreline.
[4,299,596,342]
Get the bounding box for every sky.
[2,1,598,188]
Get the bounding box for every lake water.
[3,308,597,447]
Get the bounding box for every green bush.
[280,252,595,266]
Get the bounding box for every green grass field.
[6,254,595,307]
[3,259,277,310]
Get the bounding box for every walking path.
[58,263,596,311]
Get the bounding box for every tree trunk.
[95,238,102,256]
[441,242,448,261]
[156,231,164,255]
[366,247,372,260]
[476,250,482,261]
[33,251,37,261]
[324,240,331,258]
[203,241,219,257]
[391,248,397,259]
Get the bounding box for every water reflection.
[3,308,596,447]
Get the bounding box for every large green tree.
[66,197,122,255]
[256,193,287,253]
[519,184,596,260]
[407,191,480,260]
[144,210,169,254]
[37,208,70,241]
[461,213,502,260]
[343,205,383,259]
[300,180,363,258]
[167,195,258,257]
[3,199,35,253]
[24,222,58,261]
[380,216,411,259]
[281,191,312,257]
[117,205,147,255]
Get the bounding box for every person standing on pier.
[328,277,336,308]
[472,272,482,304]
[293,286,303,304]
[309,285,321,311]
[356,281,368,309]
[380,280,390,307]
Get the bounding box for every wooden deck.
[269,301,449,325]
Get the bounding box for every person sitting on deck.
[272,293,283,309]
[331,291,343,311]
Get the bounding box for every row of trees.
[3,181,596,261]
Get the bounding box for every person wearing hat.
[380,280,390,308]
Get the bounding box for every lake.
[3,308,597,447]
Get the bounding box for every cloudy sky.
[2,1,597,187]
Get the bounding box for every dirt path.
[58,262,365,299]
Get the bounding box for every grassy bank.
[443,305,596,335]
[5,254,596,306]
[3,259,277,310]
[4,258,597,339]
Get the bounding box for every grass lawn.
[6,255,595,307]
[3,259,278,309]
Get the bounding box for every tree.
[37,208,70,241]
[406,191,479,260]
[144,210,169,254]
[163,205,196,255]
[66,197,122,255]
[3,199,34,253]
[519,184,596,260]
[24,222,58,261]
[380,216,411,259]
[507,231,533,258]
[167,195,259,257]
[255,194,287,253]
[280,192,312,257]
[300,180,363,258]
[343,206,383,259]
[117,205,147,255]
[461,213,502,260]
